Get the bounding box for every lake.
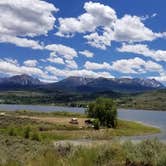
[0,104,165,141]
[118,109,166,142]
[0,104,84,113]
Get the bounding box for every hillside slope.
[117,89,166,110]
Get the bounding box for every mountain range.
[0,74,43,90]
[0,75,164,93]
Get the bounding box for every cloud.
[4,58,18,65]
[45,44,77,60]
[84,61,111,70]
[39,74,58,83]
[47,56,65,65]
[84,27,113,50]
[152,13,158,18]
[85,15,165,50]
[0,58,58,82]
[0,1,165,84]
[0,0,58,49]
[56,1,116,49]
[46,66,113,78]
[56,2,166,50]
[24,60,38,67]
[117,43,166,62]
[79,50,94,58]
[84,57,163,75]
[56,1,116,37]
[0,59,43,76]
[65,60,78,69]
[0,36,43,50]
[114,15,160,42]
[152,72,166,83]
[46,51,78,69]
[141,13,158,21]
[111,57,163,74]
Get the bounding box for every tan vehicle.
[0,112,6,116]
[69,118,79,124]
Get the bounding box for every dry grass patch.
[19,116,88,127]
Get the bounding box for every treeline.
[0,89,166,111]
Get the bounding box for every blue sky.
[0,0,166,84]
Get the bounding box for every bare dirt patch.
[19,116,88,127]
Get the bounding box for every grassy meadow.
[0,111,160,141]
[0,137,166,166]
[29,139,166,166]
[0,110,162,166]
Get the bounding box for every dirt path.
[18,115,88,127]
[53,139,114,147]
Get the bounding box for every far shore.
[0,104,166,112]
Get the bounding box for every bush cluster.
[30,139,166,166]
[87,98,117,128]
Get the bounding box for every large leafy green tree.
[87,98,117,128]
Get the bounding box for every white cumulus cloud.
[47,56,65,65]
[56,1,116,37]
[46,66,113,78]
[0,0,58,49]
[118,43,166,62]
[24,60,38,67]
[45,44,77,60]
[65,60,78,69]
[84,61,111,70]
[0,58,43,76]
[111,57,163,74]
[79,50,94,58]
[56,2,166,50]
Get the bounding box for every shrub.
[158,152,166,166]
[87,98,117,128]
[24,126,31,139]
[123,139,166,166]
[92,119,100,130]
[96,143,125,166]
[56,144,73,157]
[31,131,41,141]
[8,127,17,136]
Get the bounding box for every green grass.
[0,115,82,142]
[39,120,160,141]
[9,110,86,118]
[29,139,166,166]
[0,135,49,166]
[0,112,160,141]
[0,111,162,166]
[114,120,160,136]
[1,138,166,166]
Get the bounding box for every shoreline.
[0,103,166,112]
[118,107,166,112]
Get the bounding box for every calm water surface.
[0,104,165,141]
[118,109,166,142]
[0,104,84,113]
